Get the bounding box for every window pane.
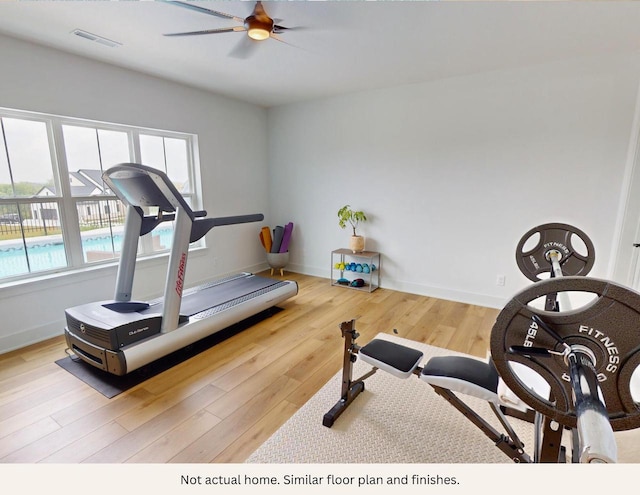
[165,138,191,193]
[139,134,165,171]
[98,129,130,171]
[25,200,66,272]
[78,198,126,263]
[0,203,26,276]
[63,125,102,196]
[63,126,130,197]
[0,200,67,278]
[140,134,191,193]
[1,118,55,198]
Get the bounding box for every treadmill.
[64,163,298,375]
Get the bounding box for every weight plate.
[491,276,640,431]
[516,223,595,281]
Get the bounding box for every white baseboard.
[0,321,65,354]
[288,264,506,309]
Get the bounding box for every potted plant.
[338,204,367,253]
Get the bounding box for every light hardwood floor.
[2,272,636,463]
[0,272,499,463]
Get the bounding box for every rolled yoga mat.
[260,226,272,253]
[279,222,294,253]
[271,225,285,253]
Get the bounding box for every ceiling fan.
[163,0,298,57]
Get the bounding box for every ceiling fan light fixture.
[164,0,297,57]
[245,15,273,41]
[248,27,270,41]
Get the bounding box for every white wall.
[0,34,270,353]
[3,34,640,354]
[268,53,640,308]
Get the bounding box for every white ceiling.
[2,1,640,107]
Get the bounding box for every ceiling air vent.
[71,29,122,48]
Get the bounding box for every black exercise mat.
[55,307,283,398]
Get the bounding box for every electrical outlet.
[496,275,506,286]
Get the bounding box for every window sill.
[0,246,209,297]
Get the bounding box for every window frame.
[0,106,203,284]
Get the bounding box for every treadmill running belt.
[143,275,281,317]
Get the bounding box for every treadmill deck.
[65,273,293,350]
[144,273,285,317]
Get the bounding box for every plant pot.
[267,251,289,276]
[349,235,365,253]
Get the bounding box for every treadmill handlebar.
[208,214,264,226]
[190,213,264,243]
[140,210,176,236]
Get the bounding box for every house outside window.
[0,107,201,282]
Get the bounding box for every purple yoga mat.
[279,222,294,253]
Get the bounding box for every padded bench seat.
[420,355,500,403]
[359,339,424,379]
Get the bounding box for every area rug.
[246,334,535,464]
[56,307,282,398]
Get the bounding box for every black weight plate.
[491,276,640,431]
[516,223,595,281]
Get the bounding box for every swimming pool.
[0,228,174,278]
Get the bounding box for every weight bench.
[322,313,629,463]
[323,320,534,463]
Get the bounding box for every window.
[0,107,201,282]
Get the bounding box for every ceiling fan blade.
[269,32,296,47]
[164,26,245,37]
[273,24,306,34]
[229,36,259,59]
[164,0,244,23]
